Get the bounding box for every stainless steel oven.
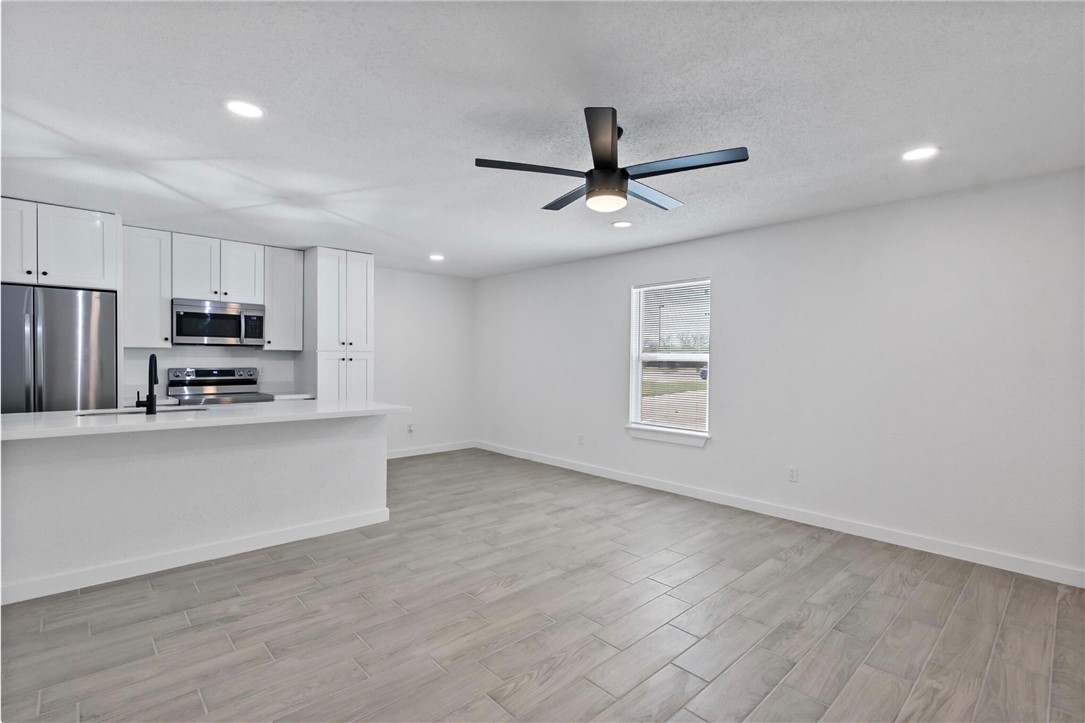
[171,298,265,346]
[167,367,274,404]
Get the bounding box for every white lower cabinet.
[316,351,344,401]
[122,226,172,348]
[344,352,372,402]
[313,351,372,402]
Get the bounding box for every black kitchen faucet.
[135,353,158,415]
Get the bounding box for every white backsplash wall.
[123,347,301,405]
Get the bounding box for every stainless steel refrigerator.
[1,284,117,413]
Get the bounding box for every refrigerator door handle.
[34,302,45,411]
[23,312,34,412]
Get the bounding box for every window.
[629,279,711,442]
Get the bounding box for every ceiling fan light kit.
[584,167,629,212]
[476,107,748,213]
[585,190,627,213]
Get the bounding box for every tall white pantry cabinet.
[298,247,374,402]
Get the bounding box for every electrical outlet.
[788,466,798,483]
[577,434,584,446]
[407,423,415,434]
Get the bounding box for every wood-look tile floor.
[3,449,1083,722]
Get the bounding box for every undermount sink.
[76,407,208,417]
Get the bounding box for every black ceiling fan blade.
[627,180,683,210]
[584,107,619,170]
[542,184,588,211]
[625,147,749,180]
[475,158,585,179]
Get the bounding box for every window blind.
[630,279,710,432]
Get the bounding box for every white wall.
[474,169,1085,585]
[375,267,476,456]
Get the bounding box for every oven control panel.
[167,367,259,382]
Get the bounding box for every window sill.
[626,424,710,447]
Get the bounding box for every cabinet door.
[315,248,347,351]
[344,352,372,402]
[316,351,346,401]
[264,247,303,351]
[123,227,172,348]
[345,252,373,351]
[220,240,264,304]
[1,198,37,283]
[172,233,220,300]
[36,203,120,290]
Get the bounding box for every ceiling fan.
[475,107,749,213]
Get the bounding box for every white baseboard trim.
[1,508,390,605]
[387,441,477,459]
[477,441,1084,587]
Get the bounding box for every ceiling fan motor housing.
[586,168,629,200]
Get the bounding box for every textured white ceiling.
[2,2,1082,277]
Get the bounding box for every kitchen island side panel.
[1,414,389,603]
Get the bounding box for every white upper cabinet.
[123,227,172,348]
[345,251,373,352]
[311,247,347,351]
[220,240,264,304]
[1,198,38,283]
[36,203,120,290]
[172,233,220,300]
[263,246,303,351]
[305,247,372,352]
[172,235,264,304]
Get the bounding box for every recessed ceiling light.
[611,221,632,228]
[225,100,265,118]
[902,146,939,161]
[429,254,444,262]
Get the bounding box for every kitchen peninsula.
[1,399,406,603]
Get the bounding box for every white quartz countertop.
[1,399,409,441]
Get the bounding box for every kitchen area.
[0,197,405,604]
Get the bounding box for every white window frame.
[627,278,711,447]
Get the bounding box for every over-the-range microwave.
[171,298,265,346]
